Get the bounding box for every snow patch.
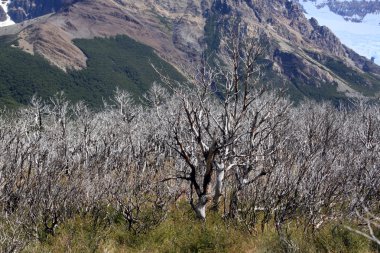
[0,0,15,27]
[298,0,380,64]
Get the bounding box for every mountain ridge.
[0,0,380,104]
[301,0,380,22]
[298,0,380,64]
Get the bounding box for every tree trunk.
[194,195,208,220]
[212,168,225,210]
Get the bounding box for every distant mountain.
[7,0,79,22]
[0,0,15,27]
[298,0,380,64]
[0,0,380,106]
[299,0,380,22]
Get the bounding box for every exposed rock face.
[308,18,345,57]
[302,0,380,22]
[3,0,380,97]
[8,0,80,22]
[0,6,6,22]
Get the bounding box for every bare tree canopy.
[0,23,379,252]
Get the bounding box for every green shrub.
[23,205,378,253]
[0,35,184,108]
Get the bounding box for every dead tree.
[161,22,290,220]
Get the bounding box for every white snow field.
[297,0,380,64]
[0,0,15,27]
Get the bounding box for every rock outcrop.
[8,0,80,22]
[0,6,7,22]
[301,0,380,22]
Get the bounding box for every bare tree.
[346,208,380,246]
[0,28,379,252]
[158,21,292,220]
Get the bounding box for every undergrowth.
[23,203,377,253]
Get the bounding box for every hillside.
[0,1,380,252]
[0,0,379,105]
[0,35,183,107]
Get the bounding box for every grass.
[22,203,378,253]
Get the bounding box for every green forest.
[0,35,183,108]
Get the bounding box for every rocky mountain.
[298,0,380,64]
[300,0,380,22]
[0,7,6,22]
[8,0,79,22]
[0,0,380,105]
[0,0,15,26]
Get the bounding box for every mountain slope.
[0,0,380,106]
[0,35,184,107]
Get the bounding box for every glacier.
[0,0,15,27]
[297,0,380,64]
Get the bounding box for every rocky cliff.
[0,7,6,22]
[2,0,380,99]
[8,0,79,22]
[302,0,380,22]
